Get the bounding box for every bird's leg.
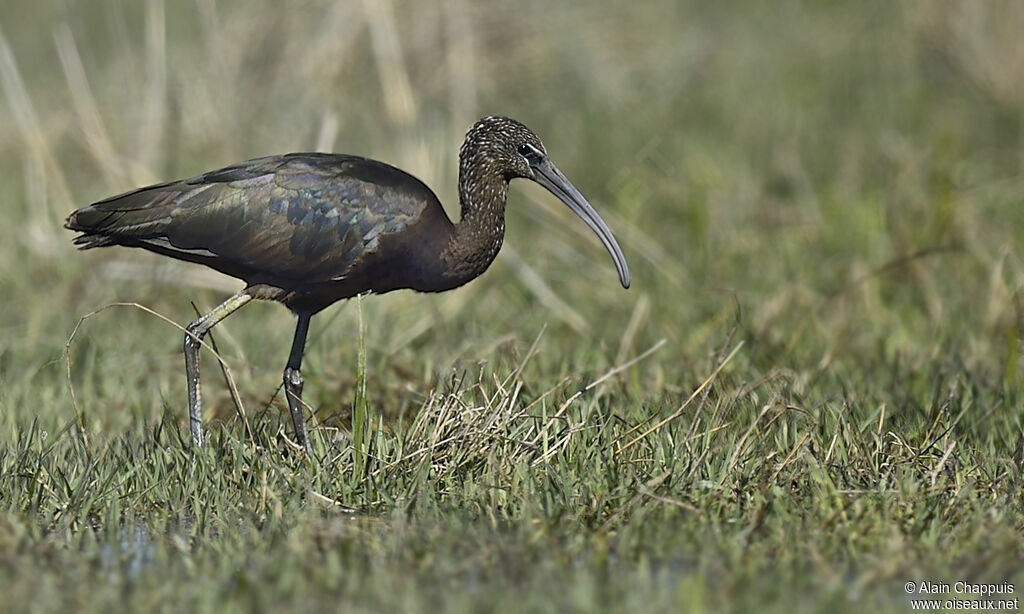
[283,313,313,454]
[184,291,253,447]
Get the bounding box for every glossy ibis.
[65,116,630,452]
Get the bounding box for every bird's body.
[66,116,630,452]
[71,153,484,312]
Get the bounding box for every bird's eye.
[518,142,541,161]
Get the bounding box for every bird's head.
[461,116,631,289]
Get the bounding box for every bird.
[65,116,631,453]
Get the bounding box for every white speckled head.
[450,117,630,290]
[460,116,548,181]
[455,116,631,289]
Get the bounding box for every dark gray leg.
[284,313,313,453]
[184,292,252,447]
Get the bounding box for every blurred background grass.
[1,1,1023,612]
[3,0,1022,429]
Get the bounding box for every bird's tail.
[64,180,191,250]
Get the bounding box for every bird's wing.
[66,154,440,283]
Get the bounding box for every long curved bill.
[532,159,631,288]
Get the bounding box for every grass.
[1,1,1023,611]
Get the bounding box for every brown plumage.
[66,116,630,452]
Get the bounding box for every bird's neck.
[440,162,509,286]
